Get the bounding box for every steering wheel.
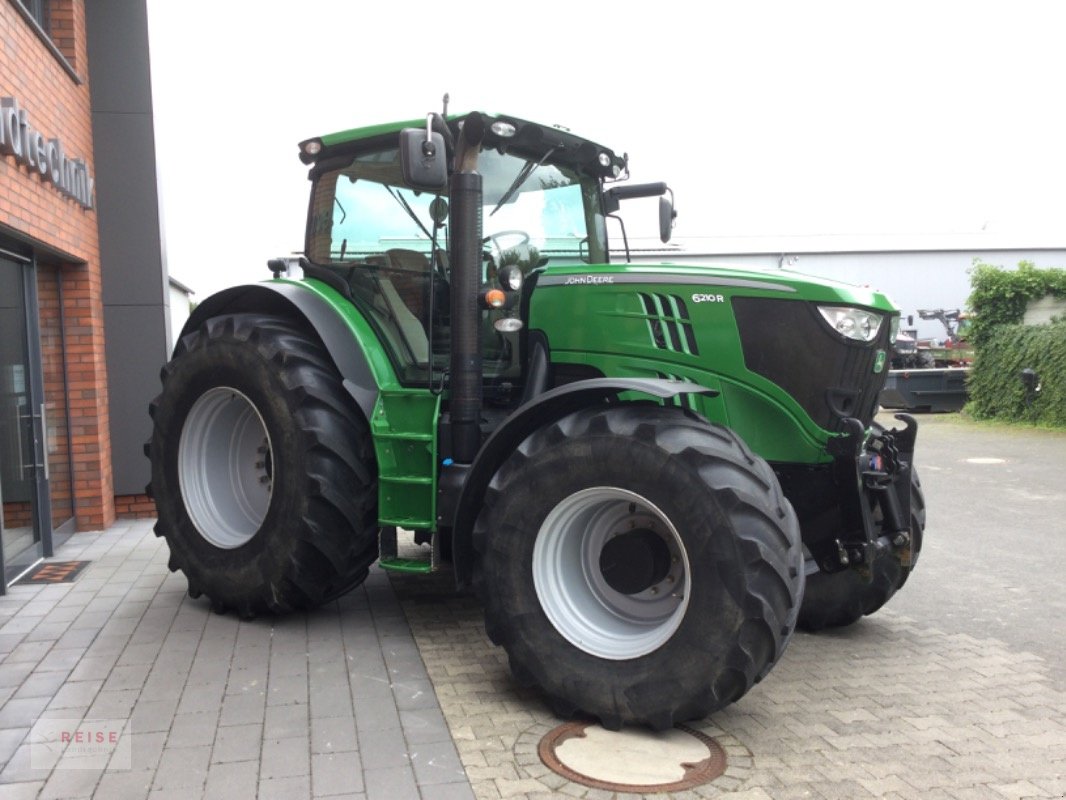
[482,230,530,255]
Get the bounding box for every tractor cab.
[293,113,669,401]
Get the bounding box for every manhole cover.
[538,720,727,793]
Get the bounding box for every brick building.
[1,0,167,591]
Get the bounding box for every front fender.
[178,281,379,418]
[447,377,716,588]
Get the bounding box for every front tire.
[473,405,804,730]
[147,313,378,616]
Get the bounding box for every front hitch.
[813,414,919,576]
[867,413,917,566]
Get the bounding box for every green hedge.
[967,319,1066,426]
[967,261,1066,346]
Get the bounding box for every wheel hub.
[533,487,691,660]
[599,528,672,595]
[178,386,273,549]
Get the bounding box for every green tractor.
[147,109,924,730]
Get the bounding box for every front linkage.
[820,414,918,578]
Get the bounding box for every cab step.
[378,525,438,574]
[378,557,433,575]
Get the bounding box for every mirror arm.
[607,213,631,264]
[603,181,670,214]
[431,113,456,156]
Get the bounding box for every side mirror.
[400,128,447,191]
[601,181,677,243]
[659,193,677,244]
[429,196,449,226]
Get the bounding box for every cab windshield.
[307,146,607,267]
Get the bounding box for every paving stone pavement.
[0,519,473,800]
[2,416,1065,800]
[389,564,1066,800]
[3,530,1064,800]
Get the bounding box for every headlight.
[498,264,524,292]
[889,315,901,343]
[817,305,884,343]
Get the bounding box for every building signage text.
[0,96,95,210]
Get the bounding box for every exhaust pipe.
[449,114,486,463]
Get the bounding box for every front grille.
[732,298,892,431]
[638,293,699,356]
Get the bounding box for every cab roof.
[299,112,627,180]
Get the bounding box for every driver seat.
[384,248,431,324]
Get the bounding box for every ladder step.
[379,476,433,486]
[378,557,433,574]
[374,432,434,441]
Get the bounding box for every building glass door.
[1,254,51,588]
[37,264,75,540]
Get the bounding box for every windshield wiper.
[489,146,560,217]
[383,184,436,242]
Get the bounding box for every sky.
[145,1,1066,299]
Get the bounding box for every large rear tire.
[473,405,804,730]
[797,467,925,631]
[147,313,378,616]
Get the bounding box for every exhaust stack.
[448,114,486,463]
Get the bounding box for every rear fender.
[177,282,379,418]
[447,377,717,588]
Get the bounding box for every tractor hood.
[536,262,899,313]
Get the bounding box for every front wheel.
[473,405,804,730]
[147,313,379,616]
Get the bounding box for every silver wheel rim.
[178,387,273,549]
[532,487,691,660]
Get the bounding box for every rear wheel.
[798,467,925,631]
[147,313,378,616]
[473,405,804,730]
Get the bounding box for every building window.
[11,0,79,78]
[18,0,50,32]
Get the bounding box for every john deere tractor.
[147,109,924,730]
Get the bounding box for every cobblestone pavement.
[0,520,473,800]
[390,570,1066,800]
[386,413,1066,800]
[1,416,1064,799]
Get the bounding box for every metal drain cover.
[539,720,727,793]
